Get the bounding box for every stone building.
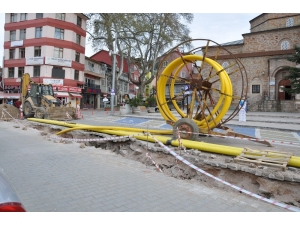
[208,13,300,112]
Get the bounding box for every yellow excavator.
[20,73,76,120]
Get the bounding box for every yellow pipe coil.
[157,55,232,130]
[28,118,300,168]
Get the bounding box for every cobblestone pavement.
[0,120,291,212]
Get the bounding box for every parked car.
[0,168,26,212]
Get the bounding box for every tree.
[86,13,194,100]
[283,45,300,95]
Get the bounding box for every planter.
[120,107,127,115]
[132,106,141,114]
[147,107,156,113]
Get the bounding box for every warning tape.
[176,127,186,152]
[146,153,163,173]
[50,134,134,142]
[146,132,300,212]
[2,109,24,127]
[178,130,300,147]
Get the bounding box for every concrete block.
[255,170,262,176]
[210,162,218,167]
[218,163,227,168]
[284,174,294,182]
[209,154,216,159]
[199,154,208,159]
[293,175,300,182]
[274,172,284,181]
[228,164,239,171]
[225,158,233,163]
[287,167,298,172]
[268,173,275,179]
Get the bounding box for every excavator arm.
[20,73,34,108]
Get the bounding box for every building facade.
[1,13,88,107]
[83,56,106,109]
[90,50,130,105]
[206,13,300,112]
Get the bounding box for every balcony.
[84,83,100,89]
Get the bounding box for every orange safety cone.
[106,109,108,115]
[82,114,84,119]
[92,109,94,115]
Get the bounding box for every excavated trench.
[27,122,300,209]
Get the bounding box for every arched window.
[222,61,229,73]
[286,17,294,27]
[162,61,168,67]
[281,40,290,50]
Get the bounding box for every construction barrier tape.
[176,127,186,152]
[146,153,163,173]
[147,132,300,212]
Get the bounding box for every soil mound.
[0,103,20,120]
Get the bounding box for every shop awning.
[69,93,82,98]
[54,92,70,97]
[0,92,20,99]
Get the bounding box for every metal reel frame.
[156,39,248,136]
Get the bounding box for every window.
[54,47,63,58]
[286,18,294,27]
[34,46,41,57]
[162,61,168,67]
[20,29,26,40]
[281,40,290,50]
[35,27,42,38]
[180,71,186,78]
[222,61,230,73]
[56,13,65,21]
[10,30,16,41]
[75,52,80,62]
[19,48,25,58]
[55,28,64,40]
[36,13,43,19]
[101,78,106,86]
[33,66,40,77]
[10,13,17,22]
[252,85,260,93]
[8,68,15,78]
[76,34,81,45]
[18,67,24,78]
[77,16,82,27]
[88,62,94,70]
[74,70,79,80]
[9,49,15,59]
[20,13,27,21]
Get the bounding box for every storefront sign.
[4,85,20,90]
[45,57,72,67]
[86,88,101,94]
[11,40,23,47]
[69,87,81,93]
[53,86,81,93]
[43,79,64,86]
[26,57,44,65]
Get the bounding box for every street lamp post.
[110,32,117,116]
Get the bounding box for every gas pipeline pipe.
[27,118,300,168]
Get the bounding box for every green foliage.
[283,46,300,94]
[128,95,144,107]
[144,96,156,107]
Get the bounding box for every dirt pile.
[0,103,20,120]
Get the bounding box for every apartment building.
[1,13,88,107]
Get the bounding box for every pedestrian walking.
[239,97,247,122]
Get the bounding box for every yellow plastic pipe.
[157,54,232,130]
[28,118,300,168]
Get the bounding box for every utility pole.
[110,32,117,116]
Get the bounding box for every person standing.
[239,97,247,122]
